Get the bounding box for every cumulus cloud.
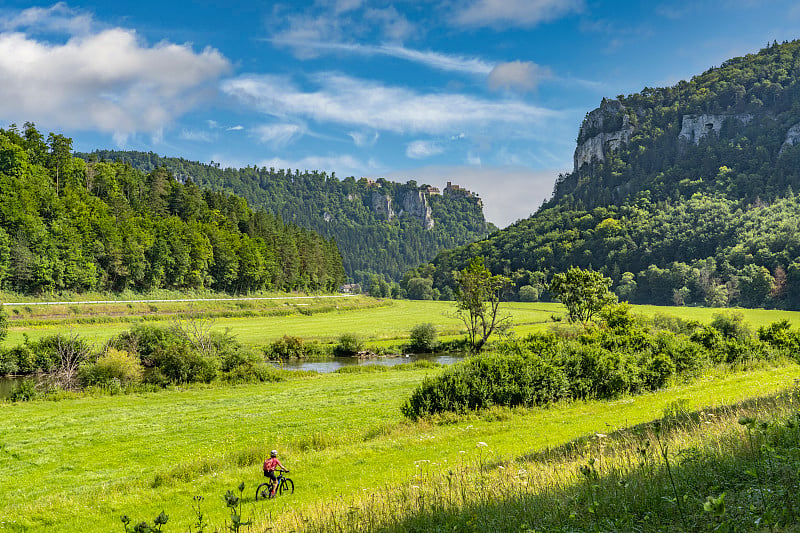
[0,6,230,140]
[406,140,444,159]
[453,0,584,29]
[221,73,559,135]
[488,61,552,92]
[1,2,92,35]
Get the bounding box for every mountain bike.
[256,469,293,500]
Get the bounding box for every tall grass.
[281,387,800,532]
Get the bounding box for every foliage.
[333,333,363,356]
[76,151,492,282]
[78,348,143,388]
[406,41,800,310]
[0,125,346,295]
[549,267,617,324]
[408,323,438,353]
[402,304,797,417]
[454,257,512,352]
[265,335,326,360]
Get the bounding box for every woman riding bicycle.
[263,450,288,498]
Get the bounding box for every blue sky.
[1,1,799,226]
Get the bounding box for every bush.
[401,352,569,418]
[265,335,316,359]
[78,348,143,388]
[9,378,38,402]
[333,333,363,356]
[518,285,539,302]
[150,343,219,384]
[408,323,438,353]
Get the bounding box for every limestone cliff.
[573,99,634,172]
[780,122,800,155]
[678,113,753,144]
[370,189,434,229]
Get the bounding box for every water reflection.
[271,353,465,373]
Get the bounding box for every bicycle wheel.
[255,482,271,501]
[279,478,294,496]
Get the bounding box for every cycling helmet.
[270,450,278,457]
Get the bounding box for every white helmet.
[270,450,278,457]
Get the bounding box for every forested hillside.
[77,151,493,283]
[408,40,800,310]
[0,124,345,294]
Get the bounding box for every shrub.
[78,348,143,387]
[9,378,38,402]
[518,284,539,302]
[333,333,363,356]
[266,335,307,359]
[408,323,438,353]
[710,311,751,341]
[150,343,219,384]
[401,352,569,418]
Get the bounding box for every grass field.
[4,295,800,350]
[1,361,799,531]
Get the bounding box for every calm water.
[0,375,31,399]
[0,353,464,398]
[271,353,465,373]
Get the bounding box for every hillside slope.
[77,151,493,283]
[0,125,345,294]
[412,40,800,310]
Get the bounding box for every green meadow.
[1,362,799,532]
[3,298,800,531]
[3,295,798,349]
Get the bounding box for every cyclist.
[263,449,288,498]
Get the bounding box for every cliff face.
[678,113,753,144]
[370,188,434,229]
[573,99,635,172]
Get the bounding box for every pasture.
[1,362,799,531]
[3,294,798,350]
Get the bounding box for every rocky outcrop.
[398,190,434,230]
[780,122,800,155]
[574,99,634,172]
[678,113,752,144]
[371,192,395,221]
[371,189,434,230]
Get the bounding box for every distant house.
[425,186,441,195]
[339,283,361,294]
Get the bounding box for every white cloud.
[0,9,230,140]
[2,3,92,36]
[406,140,444,159]
[453,0,584,29]
[348,131,379,147]
[227,125,244,131]
[221,73,560,135]
[385,165,564,227]
[253,123,306,147]
[270,38,494,75]
[489,61,552,92]
[179,129,215,142]
[275,2,415,58]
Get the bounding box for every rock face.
[574,99,634,172]
[780,122,800,155]
[678,113,753,144]
[371,189,434,230]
